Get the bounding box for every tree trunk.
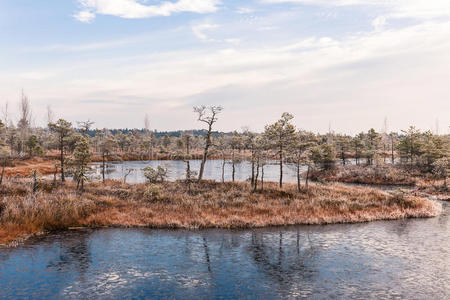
[0,159,5,185]
[232,161,235,182]
[186,161,191,179]
[221,157,225,183]
[60,137,65,182]
[198,126,212,182]
[296,162,301,192]
[251,158,255,186]
[53,165,58,186]
[279,144,283,188]
[102,152,106,183]
[253,160,259,192]
[391,137,395,164]
[305,165,310,189]
[261,165,264,191]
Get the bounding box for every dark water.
[1,202,448,299]
[90,159,305,184]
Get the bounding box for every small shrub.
[113,188,132,200]
[388,190,415,208]
[142,166,168,183]
[143,184,163,202]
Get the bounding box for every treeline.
[0,95,449,191]
[82,128,227,138]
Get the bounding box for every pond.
[90,159,306,184]
[1,202,448,299]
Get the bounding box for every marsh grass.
[310,165,420,185]
[0,179,441,246]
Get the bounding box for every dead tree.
[193,105,223,181]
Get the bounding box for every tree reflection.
[203,236,212,273]
[248,229,319,295]
[46,231,92,277]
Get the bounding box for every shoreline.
[0,179,442,248]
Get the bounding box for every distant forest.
[82,129,231,138]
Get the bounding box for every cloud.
[5,19,449,131]
[24,39,134,53]
[191,23,219,41]
[4,2,450,132]
[74,0,220,22]
[236,7,256,14]
[261,0,450,20]
[371,16,386,31]
[73,10,96,23]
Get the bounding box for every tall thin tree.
[194,105,223,181]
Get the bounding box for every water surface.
[1,202,448,299]
[90,159,304,183]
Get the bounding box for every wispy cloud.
[3,0,450,131]
[23,39,133,53]
[6,20,450,131]
[261,0,450,20]
[191,22,219,41]
[73,10,96,23]
[236,7,256,14]
[74,0,221,22]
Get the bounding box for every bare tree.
[99,136,116,183]
[143,114,153,159]
[47,105,54,124]
[0,122,8,185]
[194,105,223,181]
[18,90,32,130]
[182,132,193,179]
[2,101,9,126]
[17,90,32,154]
[144,113,150,132]
[216,134,230,183]
[77,119,94,136]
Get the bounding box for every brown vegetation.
[309,164,449,196]
[310,165,420,186]
[2,157,57,177]
[0,179,441,246]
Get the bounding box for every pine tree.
[48,119,73,182]
[71,137,92,191]
[264,112,296,188]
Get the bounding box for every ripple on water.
[0,202,449,299]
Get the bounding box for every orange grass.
[0,179,441,246]
[3,157,58,177]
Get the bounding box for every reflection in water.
[47,234,91,273]
[202,236,212,273]
[0,202,449,299]
[249,230,318,297]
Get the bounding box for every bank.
[0,179,442,247]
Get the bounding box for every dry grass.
[0,179,441,247]
[310,165,419,186]
[3,157,58,177]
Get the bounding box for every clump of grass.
[0,179,441,246]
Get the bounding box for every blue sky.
[1,0,449,134]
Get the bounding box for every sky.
[0,0,449,134]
